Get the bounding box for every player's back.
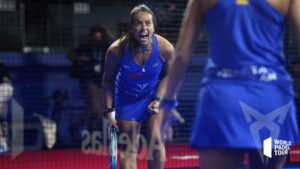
[205,0,289,68]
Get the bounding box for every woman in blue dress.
[102,4,175,169]
[160,0,300,168]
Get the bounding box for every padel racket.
[109,127,117,169]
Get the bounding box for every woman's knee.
[119,134,139,156]
[147,115,164,146]
[118,120,141,155]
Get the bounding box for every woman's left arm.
[147,37,174,113]
[156,37,175,98]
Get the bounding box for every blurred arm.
[156,38,175,98]
[289,0,300,57]
[163,0,204,100]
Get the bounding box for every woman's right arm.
[102,40,121,129]
[288,0,300,56]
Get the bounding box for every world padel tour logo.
[239,101,291,164]
[263,137,291,158]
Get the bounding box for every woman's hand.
[148,100,160,114]
[107,111,118,134]
[160,108,185,142]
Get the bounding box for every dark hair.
[130,4,157,27]
[120,4,157,49]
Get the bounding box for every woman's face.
[131,11,155,46]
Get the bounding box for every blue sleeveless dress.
[190,0,299,149]
[114,35,164,121]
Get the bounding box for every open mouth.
[139,33,149,41]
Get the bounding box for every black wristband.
[104,108,115,115]
[159,98,178,110]
[154,96,162,101]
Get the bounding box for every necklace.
[137,53,146,72]
[134,44,152,73]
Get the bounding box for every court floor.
[1,144,299,169]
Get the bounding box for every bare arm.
[156,36,175,97]
[163,0,204,100]
[102,41,121,110]
[288,0,300,57]
[159,0,206,139]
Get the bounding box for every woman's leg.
[147,112,165,169]
[118,120,141,169]
[248,150,287,169]
[199,148,244,169]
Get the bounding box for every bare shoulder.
[106,38,126,59]
[267,0,292,16]
[155,34,174,60]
